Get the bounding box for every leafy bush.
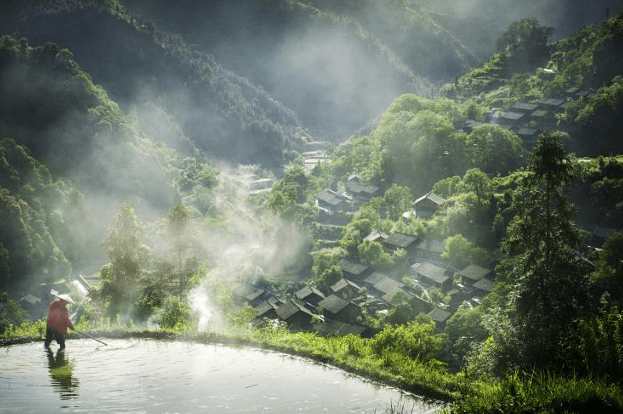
[372,320,448,364]
[154,296,194,330]
[0,292,31,335]
[444,370,623,414]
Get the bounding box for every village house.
[330,278,363,300]
[516,127,540,145]
[427,307,452,330]
[318,294,362,323]
[246,178,274,192]
[415,238,445,262]
[409,293,435,315]
[314,320,370,337]
[473,277,494,296]
[338,258,373,283]
[510,102,538,114]
[564,87,595,100]
[447,284,473,311]
[577,89,595,99]
[411,262,453,292]
[345,175,382,204]
[275,299,316,332]
[537,97,565,110]
[317,188,351,213]
[362,295,391,315]
[498,111,525,127]
[295,285,326,307]
[378,283,410,305]
[458,264,492,286]
[18,292,46,320]
[364,272,403,299]
[564,86,581,97]
[461,119,485,133]
[381,232,418,255]
[413,192,446,218]
[302,150,332,173]
[364,229,388,244]
[254,296,284,323]
[530,109,556,125]
[233,283,271,307]
[363,271,390,291]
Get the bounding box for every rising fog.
[1,0,622,323]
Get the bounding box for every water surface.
[0,339,441,413]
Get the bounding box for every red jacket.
[47,300,74,335]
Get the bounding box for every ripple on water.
[0,338,442,413]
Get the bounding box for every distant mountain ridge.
[2,0,305,171]
[1,0,483,160]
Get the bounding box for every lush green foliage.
[154,296,195,330]
[0,137,74,285]
[489,133,589,373]
[444,370,623,414]
[0,291,29,333]
[91,204,147,317]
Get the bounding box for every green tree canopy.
[498,132,588,371]
[95,204,148,318]
[495,18,554,71]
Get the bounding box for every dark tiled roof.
[428,307,451,322]
[459,264,492,282]
[365,271,390,286]
[364,230,388,242]
[381,288,414,304]
[473,278,494,292]
[233,284,265,301]
[331,278,362,293]
[383,232,417,249]
[318,294,350,314]
[499,111,524,121]
[276,300,314,321]
[531,109,551,118]
[416,239,445,254]
[317,189,348,206]
[347,181,380,196]
[295,285,325,300]
[373,276,404,295]
[538,98,565,107]
[414,192,445,206]
[411,262,450,285]
[339,259,369,276]
[511,102,538,112]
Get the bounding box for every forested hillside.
[2,2,623,412]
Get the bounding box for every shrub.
[155,296,194,330]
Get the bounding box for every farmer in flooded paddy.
[45,294,75,350]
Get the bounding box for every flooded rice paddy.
[1,338,441,413]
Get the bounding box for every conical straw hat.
[53,293,75,304]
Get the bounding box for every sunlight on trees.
[95,204,147,318]
[497,132,588,370]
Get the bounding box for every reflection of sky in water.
[1,339,442,413]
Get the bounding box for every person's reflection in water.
[46,348,79,399]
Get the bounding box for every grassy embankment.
[3,319,623,413]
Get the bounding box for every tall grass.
[443,369,623,414]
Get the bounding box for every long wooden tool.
[73,328,108,346]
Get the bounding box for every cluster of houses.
[233,243,495,336]
[233,191,497,336]
[316,175,383,224]
[460,87,595,147]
